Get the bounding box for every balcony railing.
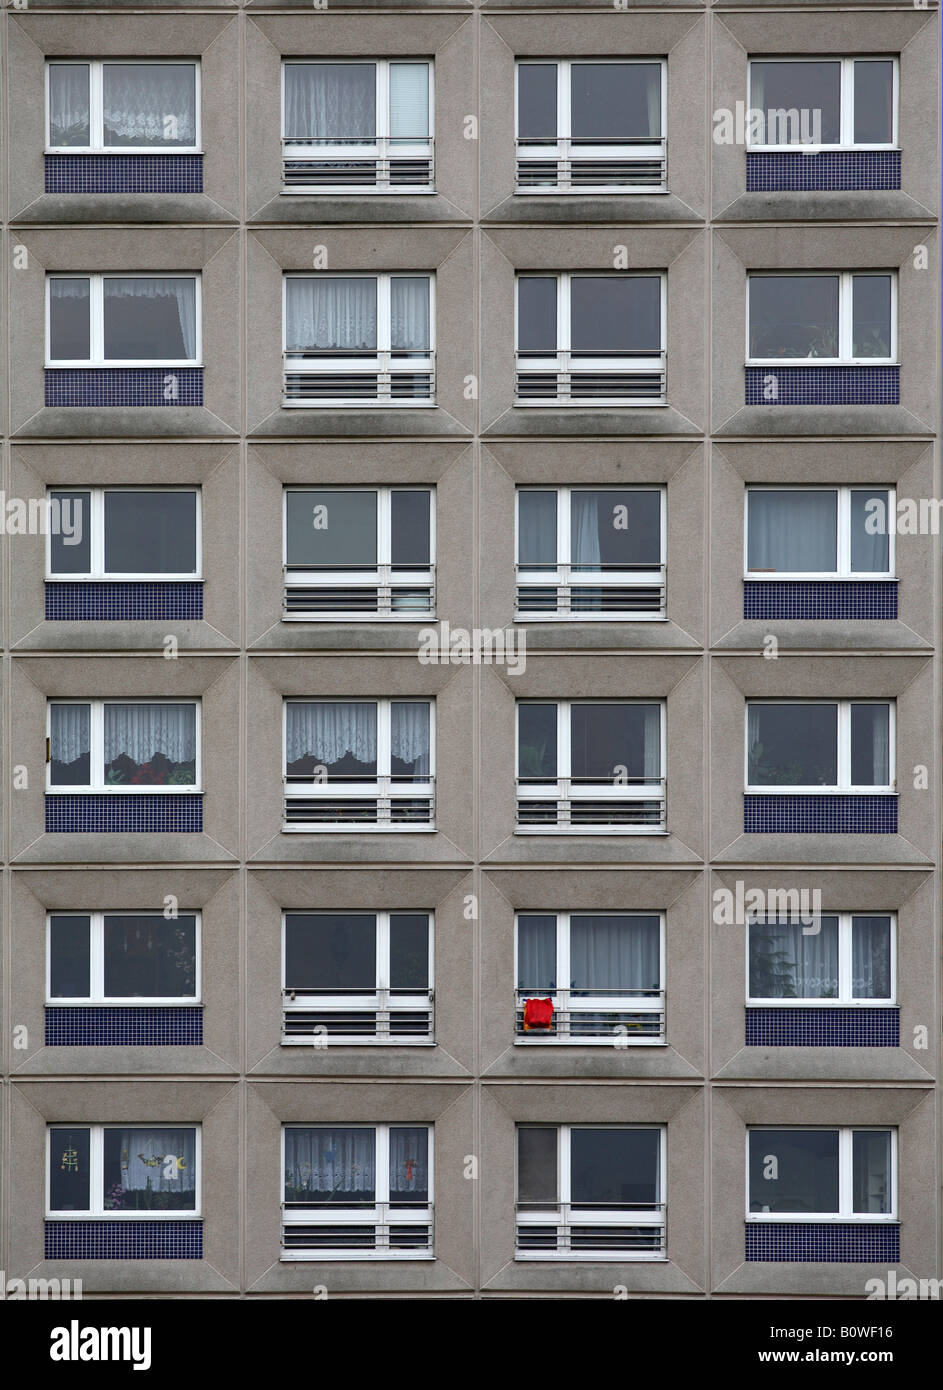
[515,350,666,406]
[516,137,666,193]
[284,349,435,406]
[282,986,434,1043]
[516,777,666,832]
[284,564,435,620]
[282,1200,434,1259]
[516,1201,666,1259]
[515,563,665,619]
[282,136,434,193]
[515,987,665,1043]
[284,776,435,831]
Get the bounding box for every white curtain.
[853,704,889,785]
[284,1129,376,1199]
[851,916,891,998]
[48,65,91,146]
[390,278,431,351]
[109,1128,197,1198]
[570,915,660,992]
[284,63,376,142]
[749,919,840,998]
[643,704,661,781]
[747,491,837,573]
[104,704,196,765]
[50,705,91,763]
[104,278,197,359]
[571,493,602,567]
[103,64,196,146]
[850,491,889,573]
[285,702,376,767]
[389,64,429,141]
[285,278,377,352]
[517,916,557,990]
[389,1128,429,1196]
[644,65,661,138]
[391,702,431,774]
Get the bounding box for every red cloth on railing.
[523,997,554,1030]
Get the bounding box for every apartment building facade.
[0,0,939,1300]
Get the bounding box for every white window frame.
[746,1127,898,1222]
[514,911,666,1045]
[515,1124,667,1261]
[280,58,434,194]
[514,58,667,194]
[746,911,896,1007]
[282,485,435,622]
[46,1124,202,1220]
[515,698,667,835]
[515,485,667,621]
[46,910,202,1006]
[744,699,895,795]
[747,56,899,152]
[281,1123,434,1261]
[744,485,896,581]
[281,910,434,1045]
[46,698,202,794]
[46,486,202,581]
[45,58,202,155]
[45,273,202,368]
[746,271,897,367]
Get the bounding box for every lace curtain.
[104,704,196,765]
[285,277,430,353]
[285,702,430,773]
[749,919,840,998]
[50,704,91,763]
[106,1128,197,1198]
[285,1129,376,1198]
[102,64,196,146]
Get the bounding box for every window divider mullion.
[839,1128,853,1218]
[92,488,106,577]
[92,274,105,365]
[92,1125,104,1217]
[838,913,852,1003]
[92,911,105,1002]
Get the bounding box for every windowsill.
[746,1001,896,1010]
[48,576,204,584]
[282,613,434,623]
[281,1037,436,1047]
[48,1213,202,1222]
[48,1000,203,1008]
[515,1252,667,1263]
[279,187,435,197]
[45,149,204,157]
[515,826,669,836]
[744,789,896,797]
[280,1252,435,1262]
[513,400,668,410]
[746,361,898,370]
[282,824,436,834]
[47,363,204,371]
[48,788,203,796]
[747,146,900,155]
[513,186,668,197]
[746,1215,897,1225]
[515,612,667,623]
[514,1037,667,1047]
[281,400,437,410]
[744,575,896,583]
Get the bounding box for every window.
[283,487,434,619]
[516,273,666,404]
[748,58,897,149]
[282,1125,433,1259]
[47,1125,200,1217]
[747,273,895,364]
[747,913,894,1005]
[516,59,666,191]
[747,1128,896,1220]
[516,1125,666,1258]
[47,912,199,1004]
[282,912,433,1042]
[283,698,434,830]
[283,273,434,405]
[46,60,200,152]
[745,700,894,793]
[516,912,665,1042]
[516,486,665,618]
[47,488,200,580]
[47,700,200,791]
[517,700,665,831]
[282,60,433,191]
[46,274,200,367]
[745,487,894,578]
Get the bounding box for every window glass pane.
[570,703,661,782]
[48,65,90,146]
[390,277,430,351]
[48,491,91,574]
[103,64,196,148]
[49,1128,91,1211]
[517,915,557,991]
[285,278,377,352]
[390,1128,428,1201]
[851,916,892,999]
[749,275,839,358]
[390,914,430,990]
[749,61,841,144]
[850,703,890,786]
[103,278,196,360]
[571,490,661,568]
[285,702,377,778]
[518,64,557,140]
[517,1127,557,1204]
[748,917,839,999]
[284,1128,375,1203]
[518,704,557,779]
[103,915,197,998]
[103,1128,196,1212]
[570,1128,659,1207]
[391,492,431,567]
[284,64,376,142]
[748,1130,839,1213]
[854,62,894,144]
[747,490,837,573]
[389,64,429,141]
[853,1131,891,1214]
[570,915,661,993]
[570,277,660,354]
[517,492,557,568]
[748,704,837,786]
[391,702,430,778]
[49,915,92,998]
[103,703,197,786]
[852,276,892,359]
[285,491,377,568]
[850,490,889,573]
[50,703,90,786]
[104,492,197,575]
[571,63,661,140]
[49,279,91,360]
[518,278,557,352]
[284,913,376,990]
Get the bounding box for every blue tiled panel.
[744,795,897,834]
[744,366,899,406]
[45,794,203,833]
[746,1223,900,1263]
[45,154,203,194]
[746,151,901,192]
[745,1007,899,1048]
[45,1006,203,1046]
[45,368,203,408]
[45,1220,203,1261]
[744,580,897,621]
[45,582,203,622]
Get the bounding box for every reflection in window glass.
[749,276,839,358]
[747,704,837,786]
[48,65,91,146]
[749,917,840,999]
[749,1130,839,1213]
[749,61,841,144]
[850,703,890,786]
[852,276,892,359]
[853,62,894,145]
